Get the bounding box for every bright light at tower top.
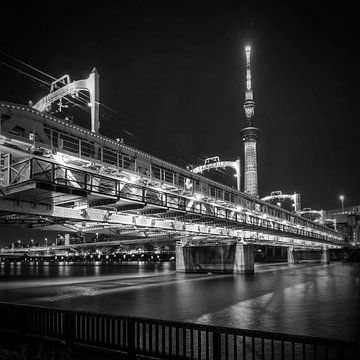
[245,45,252,67]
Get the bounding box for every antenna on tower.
[243,45,255,127]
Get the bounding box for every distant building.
[326,206,360,246]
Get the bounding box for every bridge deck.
[0,101,344,249]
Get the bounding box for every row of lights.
[4,103,349,213]
[2,104,345,242]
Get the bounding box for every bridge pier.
[255,245,288,262]
[321,247,330,264]
[287,246,330,264]
[176,240,254,274]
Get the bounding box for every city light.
[339,195,345,212]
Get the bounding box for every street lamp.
[339,195,345,213]
[45,237,48,247]
[30,239,34,247]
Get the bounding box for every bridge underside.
[0,180,340,249]
[0,178,338,275]
[0,157,344,275]
[0,152,344,253]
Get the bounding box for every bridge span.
[0,63,348,274]
[0,100,345,273]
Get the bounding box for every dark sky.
[0,0,359,236]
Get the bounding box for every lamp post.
[30,239,34,247]
[339,195,345,213]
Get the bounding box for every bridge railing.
[2,156,343,245]
[0,302,358,360]
[326,205,360,216]
[0,101,344,243]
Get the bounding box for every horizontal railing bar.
[0,301,358,350]
[2,152,342,243]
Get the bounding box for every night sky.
[1,1,359,243]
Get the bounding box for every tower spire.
[241,45,259,197]
[244,45,255,126]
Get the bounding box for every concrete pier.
[287,246,330,264]
[176,241,254,274]
[320,247,330,264]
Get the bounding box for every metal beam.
[0,197,343,248]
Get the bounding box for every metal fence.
[0,302,358,360]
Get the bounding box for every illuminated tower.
[241,45,259,197]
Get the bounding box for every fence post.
[213,330,221,359]
[336,342,345,360]
[63,311,76,343]
[16,307,26,334]
[127,318,136,359]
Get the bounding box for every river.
[0,261,359,341]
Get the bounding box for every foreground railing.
[0,302,358,359]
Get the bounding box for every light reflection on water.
[0,261,359,341]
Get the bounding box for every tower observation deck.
[241,45,259,198]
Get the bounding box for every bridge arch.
[191,157,241,191]
[261,190,301,212]
[33,68,100,133]
[299,208,337,230]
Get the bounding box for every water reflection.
[0,262,359,341]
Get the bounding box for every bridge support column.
[64,234,70,246]
[321,247,330,264]
[287,246,330,264]
[233,243,254,274]
[176,241,254,274]
[287,247,295,264]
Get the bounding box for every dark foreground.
[0,302,359,360]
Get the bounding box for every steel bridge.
[0,101,343,252]
[0,66,349,273]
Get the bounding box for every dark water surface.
[0,261,359,341]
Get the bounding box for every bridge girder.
[0,102,344,250]
[0,197,343,249]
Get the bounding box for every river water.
[0,261,359,341]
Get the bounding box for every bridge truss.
[0,77,345,251]
[191,157,241,191]
[261,191,301,213]
[299,209,337,230]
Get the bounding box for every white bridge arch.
[261,190,301,212]
[299,208,337,230]
[191,157,241,191]
[33,68,100,133]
